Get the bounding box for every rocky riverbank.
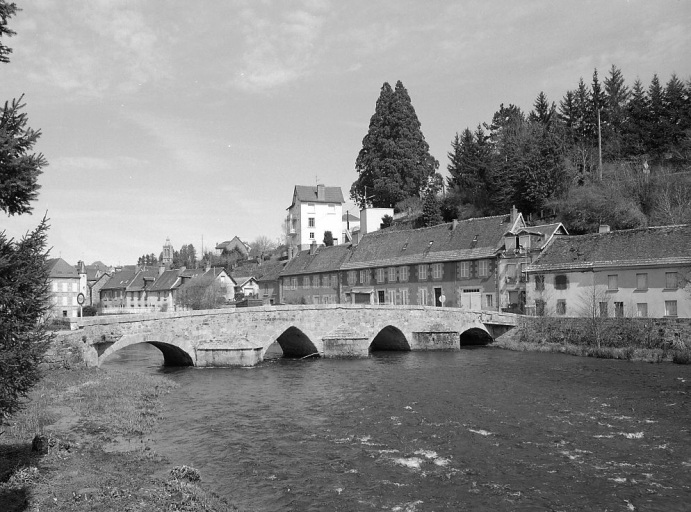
[0,368,238,511]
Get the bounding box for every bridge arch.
[275,326,320,358]
[369,325,411,352]
[99,334,195,367]
[459,327,493,346]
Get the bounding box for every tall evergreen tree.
[1,0,51,424]
[529,91,555,127]
[351,81,439,208]
[603,65,629,158]
[664,73,689,155]
[624,79,649,156]
[647,74,667,157]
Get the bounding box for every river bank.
[0,367,237,512]
[495,316,691,364]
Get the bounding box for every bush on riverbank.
[495,316,691,364]
[0,368,238,511]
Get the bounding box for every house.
[285,184,345,252]
[278,210,524,308]
[279,244,353,304]
[499,220,568,313]
[176,267,236,309]
[47,258,85,318]
[84,261,111,306]
[339,212,523,308]
[234,275,260,298]
[146,268,183,311]
[99,267,158,313]
[215,236,250,259]
[525,224,691,318]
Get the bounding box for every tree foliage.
[323,230,334,246]
[446,65,691,234]
[175,278,226,310]
[1,0,51,424]
[351,81,439,208]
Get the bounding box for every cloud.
[232,2,329,92]
[13,1,169,98]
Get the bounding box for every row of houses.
[277,204,691,318]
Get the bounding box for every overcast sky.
[2,0,689,266]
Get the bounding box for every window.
[312,295,320,304]
[388,289,397,305]
[399,266,409,282]
[418,288,428,306]
[519,235,531,251]
[478,260,489,277]
[636,273,648,291]
[52,282,57,292]
[309,232,315,239]
[614,302,624,318]
[458,261,469,279]
[608,274,618,291]
[377,290,385,304]
[431,263,443,279]
[506,264,516,282]
[599,302,608,317]
[535,299,546,316]
[418,265,428,280]
[322,275,330,288]
[330,275,338,288]
[400,288,409,305]
[307,203,315,213]
[347,271,357,285]
[62,296,67,306]
[312,275,320,288]
[535,274,545,291]
[291,277,298,290]
[376,268,386,283]
[665,272,678,289]
[359,270,369,284]
[556,299,566,315]
[637,303,648,318]
[308,217,315,227]
[62,282,67,292]
[72,283,78,292]
[485,294,494,308]
[555,274,568,290]
[303,276,310,289]
[387,267,397,283]
[665,300,678,317]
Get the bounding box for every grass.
[495,319,691,364]
[0,368,239,511]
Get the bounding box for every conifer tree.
[351,81,439,209]
[1,0,51,425]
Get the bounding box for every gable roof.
[289,185,344,208]
[281,244,353,277]
[215,236,250,254]
[342,214,520,269]
[148,269,182,292]
[101,269,138,291]
[528,224,691,272]
[47,258,79,279]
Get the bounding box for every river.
[103,344,691,511]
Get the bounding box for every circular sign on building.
[439,294,446,305]
[77,293,85,305]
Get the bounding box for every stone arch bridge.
[62,305,518,367]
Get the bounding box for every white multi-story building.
[285,184,344,252]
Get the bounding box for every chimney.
[310,240,317,255]
[510,205,518,223]
[599,224,611,234]
[317,184,325,201]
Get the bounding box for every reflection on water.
[105,343,691,511]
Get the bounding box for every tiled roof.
[281,245,353,276]
[47,258,78,278]
[528,224,691,272]
[127,269,159,291]
[148,269,182,292]
[255,261,287,282]
[342,215,517,269]
[101,269,138,290]
[292,185,344,205]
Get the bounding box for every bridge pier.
[323,326,369,358]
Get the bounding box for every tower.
[162,238,174,268]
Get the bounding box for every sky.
[2,0,690,266]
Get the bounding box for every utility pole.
[597,107,603,181]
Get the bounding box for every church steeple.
[162,238,174,268]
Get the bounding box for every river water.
[103,344,691,511]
